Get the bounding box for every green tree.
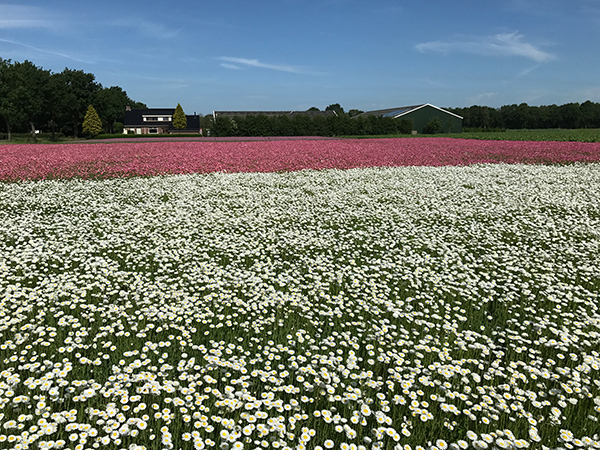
[82,105,102,137]
[423,117,443,134]
[0,58,19,140]
[580,100,600,128]
[173,103,187,130]
[94,86,135,134]
[53,68,101,137]
[0,59,51,140]
[210,116,234,136]
[325,103,345,115]
[559,103,582,128]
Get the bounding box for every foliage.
[172,103,187,130]
[0,59,52,141]
[95,87,131,134]
[207,114,414,137]
[423,116,443,134]
[82,104,103,137]
[0,58,144,139]
[449,101,600,130]
[52,68,102,137]
[347,108,364,117]
[325,103,345,115]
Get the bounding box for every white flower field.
[1,163,599,450]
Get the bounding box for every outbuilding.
[356,103,463,134]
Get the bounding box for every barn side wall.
[402,105,462,133]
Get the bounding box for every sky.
[1,0,600,115]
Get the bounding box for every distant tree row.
[448,102,600,130]
[208,113,413,137]
[4,58,600,140]
[0,59,145,140]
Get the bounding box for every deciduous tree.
[95,86,129,134]
[0,59,51,140]
[325,103,345,115]
[54,68,101,137]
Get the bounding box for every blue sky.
[1,0,599,115]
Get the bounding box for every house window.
[149,127,158,134]
[143,115,171,122]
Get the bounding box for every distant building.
[123,107,202,134]
[356,103,463,133]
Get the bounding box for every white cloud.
[416,31,555,63]
[217,56,310,74]
[0,4,58,30]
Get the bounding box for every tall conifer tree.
[173,103,187,130]
[82,104,102,137]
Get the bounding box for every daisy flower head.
[361,405,372,417]
[437,440,448,450]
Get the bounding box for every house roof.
[356,103,463,120]
[213,110,336,118]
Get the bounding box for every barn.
[356,103,463,134]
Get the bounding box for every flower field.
[1,138,600,182]
[1,139,600,450]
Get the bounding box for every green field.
[346,129,600,142]
[441,129,600,142]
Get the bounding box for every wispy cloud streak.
[0,38,96,64]
[110,19,181,39]
[416,31,555,63]
[218,57,311,74]
[0,4,58,30]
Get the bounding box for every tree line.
[3,58,600,140]
[208,101,600,137]
[447,102,600,130]
[0,59,145,140]
[208,113,413,137]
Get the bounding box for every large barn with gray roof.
[356,103,463,134]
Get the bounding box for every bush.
[397,119,414,134]
[423,117,443,134]
[463,127,506,133]
[206,114,416,137]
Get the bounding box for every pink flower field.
[1,137,600,181]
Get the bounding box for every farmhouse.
[123,107,202,134]
[356,103,463,134]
